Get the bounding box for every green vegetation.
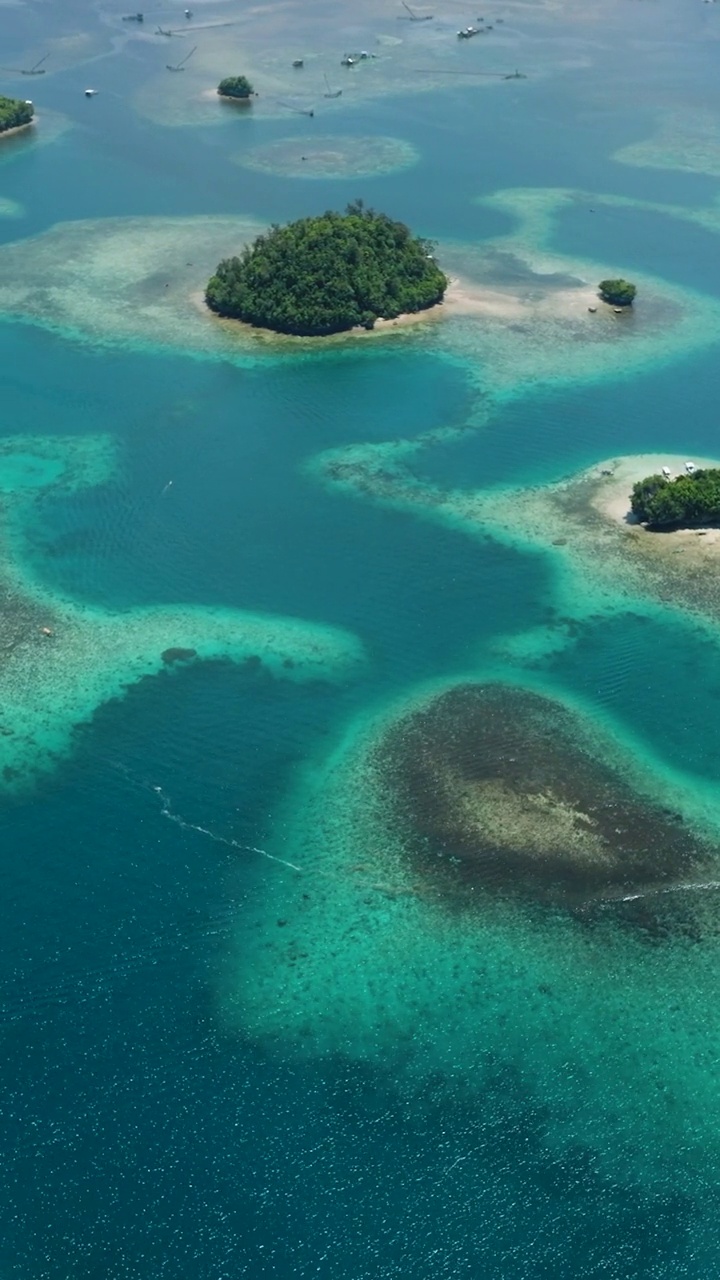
[598,278,636,306]
[205,201,449,336]
[217,76,254,99]
[631,468,720,526]
[0,95,34,135]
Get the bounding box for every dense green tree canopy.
[206,201,449,336]
[598,278,636,306]
[631,468,720,526]
[0,95,34,134]
[217,76,254,99]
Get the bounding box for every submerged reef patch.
[614,107,720,178]
[0,434,365,792]
[375,681,709,906]
[0,214,266,358]
[235,135,419,180]
[226,676,720,1193]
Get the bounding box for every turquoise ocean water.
[5,0,720,1274]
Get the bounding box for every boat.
[457,26,479,38]
[341,55,356,65]
[84,88,98,97]
[292,59,304,67]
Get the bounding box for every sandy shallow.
[444,274,602,321]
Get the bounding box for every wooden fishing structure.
[414,66,526,78]
[401,2,433,18]
[22,55,49,75]
[0,54,48,75]
[277,100,315,117]
[167,45,197,70]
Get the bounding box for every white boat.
[84,88,98,97]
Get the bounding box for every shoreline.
[215,91,254,105]
[190,288,447,345]
[191,272,609,345]
[0,120,35,142]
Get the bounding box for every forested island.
[217,76,254,100]
[631,467,720,527]
[598,278,636,306]
[205,202,449,336]
[0,95,34,135]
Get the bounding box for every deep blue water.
[419,341,720,491]
[4,0,720,1275]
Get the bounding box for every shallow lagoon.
[5,0,720,1273]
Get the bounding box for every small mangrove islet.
[217,75,254,100]
[598,277,636,306]
[205,201,449,336]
